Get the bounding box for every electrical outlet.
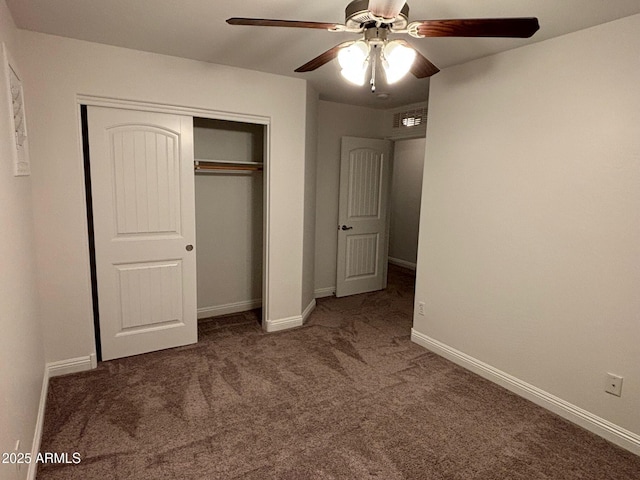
[418,301,425,316]
[605,373,623,397]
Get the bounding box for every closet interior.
[193,117,265,321]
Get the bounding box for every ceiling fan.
[227,0,539,91]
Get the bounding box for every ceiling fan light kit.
[382,40,416,84]
[227,0,539,91]
[336,26,417,90]
[338,41,369,85]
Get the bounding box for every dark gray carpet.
[37,265,640,479]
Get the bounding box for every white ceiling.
[7,0,640,109]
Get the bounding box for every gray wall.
[389,137,425,268]
[0,0,45,467]
[414,14,640,446]
[20,26,309,358]
[302,85,319,314]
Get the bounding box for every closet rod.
[195,164,262,172]
[195,159,263,166]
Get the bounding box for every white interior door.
[88,106,197,360]
[336,136,392,297]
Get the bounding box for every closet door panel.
[116,260,183,330]
[88,106,197,361]
[111,127,180,236]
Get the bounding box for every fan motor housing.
[345,0,410,29]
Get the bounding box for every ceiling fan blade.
[227,17,341,30]
[367,0,406,19]
[295,42,353,73]
[411,17,540,38]
[396,40,439,78]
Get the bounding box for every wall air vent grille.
[393,107,428,129]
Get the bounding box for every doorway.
[192,117,265,321]
[388,137,426,272]
[335,135,425,298]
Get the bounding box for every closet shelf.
[194,159,263,173]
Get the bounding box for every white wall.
[314,100,386,294]
[389,138,425,267]
[302,85,319,313]
[0,0,44,475]
[194,120,263,318]
[18,30,309,362]
[414,14,640,449]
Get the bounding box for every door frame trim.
[77,95,272,356]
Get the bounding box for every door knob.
[341,225,353,231]
[186,244,194,251]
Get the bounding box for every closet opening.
[193,117,266,327]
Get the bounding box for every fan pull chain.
[370,45,377,93]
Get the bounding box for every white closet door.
[88,106,197,360]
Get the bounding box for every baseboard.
[314,287,335,298]
[265,315,303,333]
[410,329,640,456]
[47,355,94,378]
[388,257,416,271]
[27,366,49,480]
[197,299,262,319]
[27,355,95,479]
[302,299,316,323]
